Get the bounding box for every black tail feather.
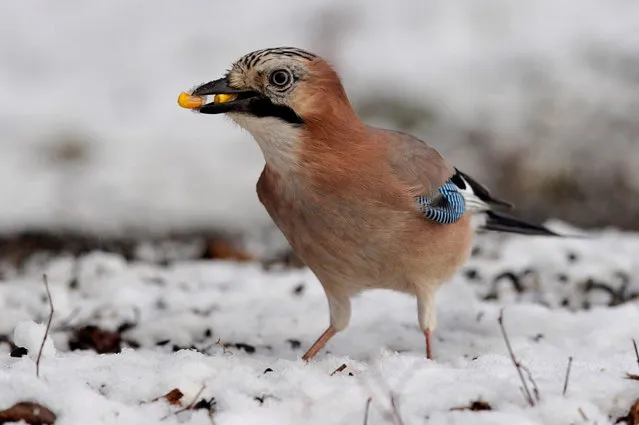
[453,169,513,209]
[481,210,560,236]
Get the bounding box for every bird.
[180,47,558,360]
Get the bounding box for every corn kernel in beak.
[178,92,206,109]
[214,93,238,104]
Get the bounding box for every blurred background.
[1,0,639,259]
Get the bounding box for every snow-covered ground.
[1,227,638,424]
[1,1,639,423]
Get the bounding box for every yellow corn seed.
[214,93,238,104]
[177,92,205,109]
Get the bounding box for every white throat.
[228,114,301,172]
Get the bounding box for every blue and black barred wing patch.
[416,180,466,224]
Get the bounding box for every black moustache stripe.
[242,97,304,125]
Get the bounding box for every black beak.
[191,78,247,96]
[189,77,304,125]
[191,77,258,114]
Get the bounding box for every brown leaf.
[616,399,639,425]
[630,401,639,425]
[206,241,252,262]
[153,389,184,406]
[68,325,121,354]
[0,402,56,425]
[450,400,493,412]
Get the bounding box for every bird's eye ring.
[270,69,292,87]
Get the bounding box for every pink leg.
[302,326,337,361]
[425,329,433,359]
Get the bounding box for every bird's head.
[186,47,363,170]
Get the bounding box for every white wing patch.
[454,175,490,213]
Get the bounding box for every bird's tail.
[480,210,560,236]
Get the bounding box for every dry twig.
[177,385,206,413]
[633,339,639,368]
[214,338,233,355]
[330,364,347,376]
[563,357,573,396]
[356,358,424,425]
[389,393,405,425]
[578,407,588,421]
[36,274,54,378]
[363,397,372,425]
[498,309,535,407]
[520,364,541,402]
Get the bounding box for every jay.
[180,47,557,360]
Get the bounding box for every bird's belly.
[258,182,473,295]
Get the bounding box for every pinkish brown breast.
[256,156,474,298]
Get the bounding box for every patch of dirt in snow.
[1,228,638,424]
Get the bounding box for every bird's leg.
[424,328,433,359]
[302,326,337,361]
[417,290,437,360]
[301,290,351,361]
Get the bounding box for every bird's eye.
[270,69,292,87]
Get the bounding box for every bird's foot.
[301,326,337,361]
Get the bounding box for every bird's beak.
[190,78,258,114]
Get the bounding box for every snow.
[12,321,56,361]
[1,1,639,423]
[1,229,639,424]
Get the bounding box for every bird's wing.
[380,128,454,196]
[377,128,557,235]
[377,128,512,223]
